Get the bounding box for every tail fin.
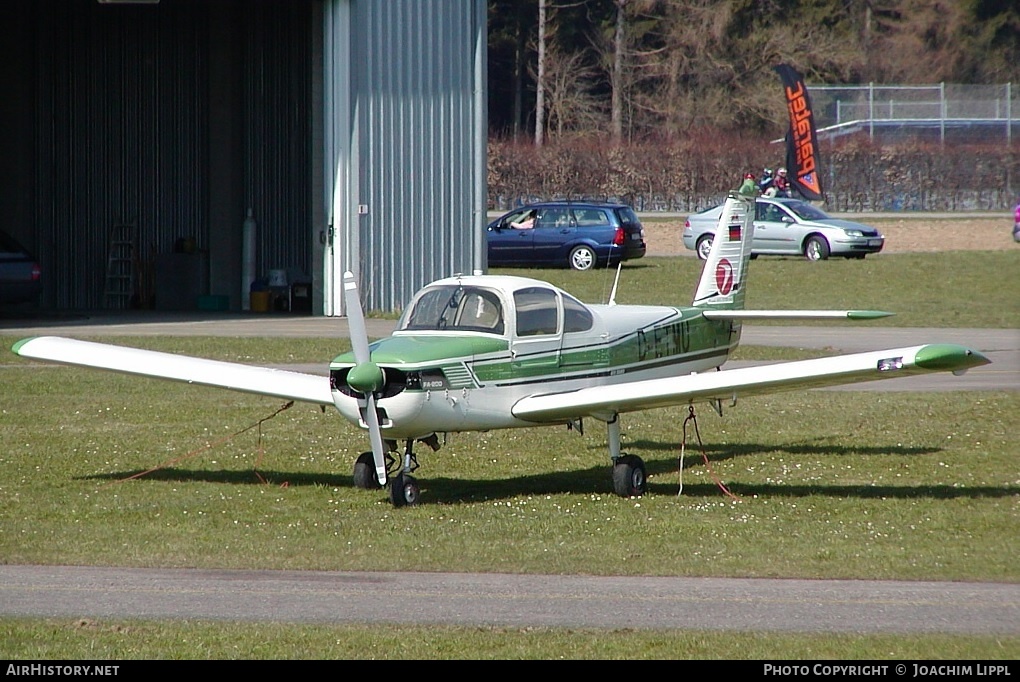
[692,193,755,310]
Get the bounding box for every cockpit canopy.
[396,279,595,338]
[401,285,506,334]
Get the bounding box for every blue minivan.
[487,201,646,271]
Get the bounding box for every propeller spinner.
[342,271,388,486]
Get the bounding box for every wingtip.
[915,344,991,372]
[11,336,40,355]
[846,310,895,320]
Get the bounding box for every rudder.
[692,194,755,311]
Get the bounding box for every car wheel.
[695,235,713,260]
[568,245,596,271]
[804,235,830,261]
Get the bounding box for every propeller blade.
[363,394,387,486]
[342,270,387,486]
[343,271,371,365]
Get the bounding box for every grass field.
[1,250,1017,659]
[496,251,1020,329]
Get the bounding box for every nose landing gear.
[353,436,432,507]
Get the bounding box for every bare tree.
[864,0,969,82]
[512,2,529,140]
[492,0,1018,142]
[542,45,605,138]
[535,0,547,147]
[610,0,627,143]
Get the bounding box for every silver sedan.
[682,197,885,261]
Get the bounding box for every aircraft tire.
[612,455,647,498]
[353,452,383,489]
[390,473,421,507]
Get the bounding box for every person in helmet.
[738,172,758,197]
[759,168,775,195]
[773,167,791,197]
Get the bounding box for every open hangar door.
[1,0,486,316]
[2,0,318,312]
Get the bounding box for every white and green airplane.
[12,195,990,507]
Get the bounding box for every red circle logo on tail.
[715,259,734,294]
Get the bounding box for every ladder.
[103,222,136,309]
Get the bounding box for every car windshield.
[783,200,830,221]
[401,285,505,334]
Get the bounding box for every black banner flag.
[774,64,824,200]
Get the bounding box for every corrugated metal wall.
[324,0,487,313]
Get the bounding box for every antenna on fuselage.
[607,261,623,306]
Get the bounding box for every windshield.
[401,285,505,334]
[783,200,830,221]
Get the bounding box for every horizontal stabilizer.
[11,336,334,405]
[701,310,894,321]
[511,343,989,423]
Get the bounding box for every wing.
[11,336,333,405]
[511,344,989,422]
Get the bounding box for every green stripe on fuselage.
[331,334,508,368]
[332,315,736,388]
[471,314,735,383]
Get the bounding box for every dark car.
[487,201,646,271]
[0,229,42,305]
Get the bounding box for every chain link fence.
[810,83,1018,144]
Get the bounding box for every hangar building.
[1,0,488,315]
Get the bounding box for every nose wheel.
[353,438,424,506]
[389,473,420,507]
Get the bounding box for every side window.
[616,207,639,225]
[562,294,593,333]
[538,208,571,229]
[761,205,783,223]
[514,287,559,336]
[575,209,610,227]
[504,209,530,226]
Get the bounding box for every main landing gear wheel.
[612,454,647,498]
[390,473,421,507]
[353,452,383,489]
